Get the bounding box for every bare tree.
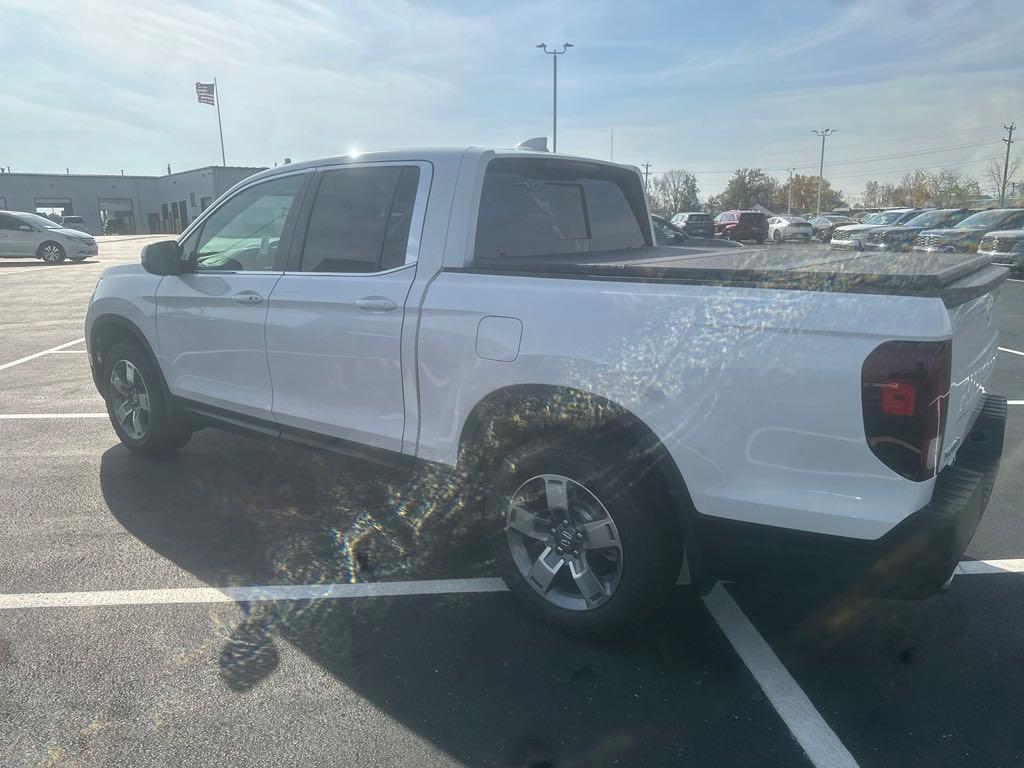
[985,156,1023,201]
[648,169,701,215]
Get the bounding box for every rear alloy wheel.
[102,340,192,456]
[493,437,683,637]
[506,474,624,612]
[39,242,65,263]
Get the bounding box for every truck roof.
[243,146,636,184]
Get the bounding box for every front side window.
[473,158,648,262]
[0,214,22,230]
[191,174,305,272]
[300,165,421,273]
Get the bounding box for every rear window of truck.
[473,157,650,263]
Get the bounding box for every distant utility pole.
[812,128,837,215]
[999,122,1016,206]
[641,162,652,190]
[535,42,573,153]
[787,168,795,214]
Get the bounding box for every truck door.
[265,162,429,456]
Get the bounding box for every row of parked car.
[665,206,1024,268]
[668,209,860,244]
[828,207,1024,266]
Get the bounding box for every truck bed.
[468,245,1009,307]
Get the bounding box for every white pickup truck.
[86,146,1008,635]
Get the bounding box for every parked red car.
[714,210,769,242]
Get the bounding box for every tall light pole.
[999,122,1016,206]
[812,128,837,215]
[536,42,573,152]
[786,168,795,214]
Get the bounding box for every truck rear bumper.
[697,394,1007,598]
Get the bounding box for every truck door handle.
[233,291,264,305]
[355,297,397,312]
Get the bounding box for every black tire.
[491,435,683,637]
[772,230,782,243]
[68,256,88,263]
[101,340,191,457]
[38,241,66,263]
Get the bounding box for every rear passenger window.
[300,165,421,273]
[473,158,649,262]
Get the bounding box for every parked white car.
[85,146,1008,636]
[0,210,98,262]
[767,215,813,243]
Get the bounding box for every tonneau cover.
[470,245,1009,307]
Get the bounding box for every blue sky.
[0,0,1020,199]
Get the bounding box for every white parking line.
[956,558,1024,575]
[703,584,860,768]
[50,349,88,354]
[1008,401,1024,406]
[0,413,107,420]
[0,265,53,276]
[0,338,85,372]
[999,346,1024,357]
[0,578,509,610]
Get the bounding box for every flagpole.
[214,77,225,166]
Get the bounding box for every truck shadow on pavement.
[99,428,815,767]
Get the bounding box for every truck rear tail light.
[880,381,916,416]
[862,340,951,481]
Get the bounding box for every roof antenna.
[515,137,549,152]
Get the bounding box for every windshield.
[956,209,1015,228]
[779,215,808,223]
[905,209,959,228]
[17,212,63,229]
[871,211,910,224]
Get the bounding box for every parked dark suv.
[714,210,768,242]
[670,211,714,238]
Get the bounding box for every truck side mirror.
[140,240,184,275]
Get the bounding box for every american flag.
[195,81,216,106]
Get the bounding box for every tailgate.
[942,285,1001,470]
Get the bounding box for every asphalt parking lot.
[1,239,1023,767]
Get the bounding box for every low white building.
[0,165,265,235]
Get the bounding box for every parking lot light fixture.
[812,129,837,215]
[536,42,573,153]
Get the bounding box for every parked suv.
[915,209,1024,254]
[60,215,90,234]
[0,210,98,262]
[978,229,1024,270]
[714,210,768,242]
[865,209,972,253]
[807,214,856,242]
[669,212,714,238]
[652,215,742,249]
[830,209,926,250]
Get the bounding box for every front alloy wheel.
[41,243,65,263]
[108,359,151,440]
[506,474,624,611]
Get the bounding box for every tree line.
[647,159,1022,216]
[646,168,844,215]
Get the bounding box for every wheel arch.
[88,314,163,396]
[457,383,711,591]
